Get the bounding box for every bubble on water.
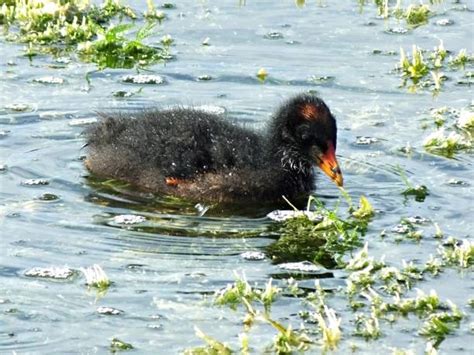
[267,210,323,222]
[264,32,284,39]
[392,224,410,234]
[22,179,49,186]
[447,178,469,186]
[5,103,29,111]
[24,266,75,280]
[278,261,321,272]
[97,306,123,315]
[355,136,379,145]
[436,18,454,26]
[240,251,265,261]
[197,75,212,81]
[68,117,98,126]
[194,203,210,216]
[122,74,165,84]
[112,214,146,224]
[37,193,60,201]
[405,216,430,225]
[0,130,10,138]
[32,76,64,85]
[385,27,408,35]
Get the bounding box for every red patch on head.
[299,103,321,121]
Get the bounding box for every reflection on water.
[1,0,473,353]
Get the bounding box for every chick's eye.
[296,126,311,141]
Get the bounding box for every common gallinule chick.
[84,94,343,203]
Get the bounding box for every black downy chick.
[84,93,343,203]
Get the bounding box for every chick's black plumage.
[85,94,341,203]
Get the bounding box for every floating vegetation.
[190,229,469,352]
[354,310,381,340]
[186,274,313,353]
[419,302,463,347]
[397,167,429,202]
[0,0,169,69]
[397,42,474,93]
[439,239,474,268]
[315,306,342,350]
[402,4,432,27]
[256,67,268,82]
[184,327,233,355]
[424,129,472,157]
[80,264,111,290]
[37,193,60,201]
[420,106,474,157]
[78,22,168,69]
[266,196,372,268]
[110,337,134,352]
[358,0,439,28]
[144,0,166,22]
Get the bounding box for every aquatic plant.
[449,49,474,69]
[389,289,441,317]
[420,106,474,157]
[0,0,167,69]
[423,129,472,157]
[144,0,166,22]
[78,22,167,69]
[266,196,371,268]
[184,328,232,355]
[110,337,134,352]
[419,302,463,347]
[402,4,431,27]
[456,110,474,131]
[397,42,473,93]
[315,306,342,350]
[256,68,268,82]
[423,255,443,276]
[399,45,430,92]
[187,273,312,353]
[80,264,111,290]
[358,0,439,27]
[397,167,429,202]
[354,310,381,340]
[438,239,474,268]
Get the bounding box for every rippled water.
[1,1,473,353]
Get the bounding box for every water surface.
[1,1,473,353]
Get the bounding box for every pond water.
[1,0,473,353]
